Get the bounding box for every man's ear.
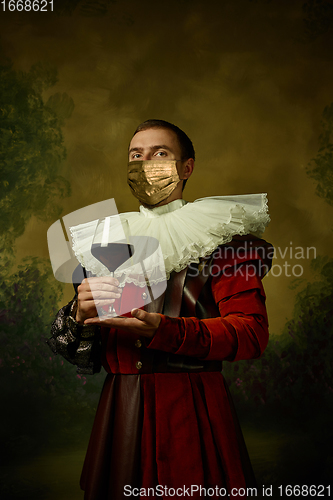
[183,158,194,180]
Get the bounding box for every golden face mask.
[127,160,181,205]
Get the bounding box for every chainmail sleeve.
[47,297,102,375]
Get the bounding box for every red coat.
[81,245,269,500]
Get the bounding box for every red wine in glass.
[91,243,134,273]
[91,242,134,317]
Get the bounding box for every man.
[74,123,194,332]
[48,119,272,499]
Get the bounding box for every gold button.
[142,292,148,300]
[135,339,142,348]
[136,361,142,370]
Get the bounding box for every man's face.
[128,127,194,206]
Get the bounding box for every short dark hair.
[132,119,195,191]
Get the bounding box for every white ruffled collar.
[70,194,270,286]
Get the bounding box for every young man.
[48,119,272,499]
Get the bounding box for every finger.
[80,282,123,294]
[90,290,122,300]
[131,308,147,322]
[78,277,121,293]
[84,316,135,327]
[91,299,118,306]
[87,281,122,292]
[78,290,122,302]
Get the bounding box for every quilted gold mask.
[127,160,181,205]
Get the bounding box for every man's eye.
[132,153,141,159]
[155,151,167,157]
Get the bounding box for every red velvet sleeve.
[146,255,269,362]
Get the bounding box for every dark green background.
[0,0,333,498]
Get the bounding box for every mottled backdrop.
[1,0,333,498]
[2,0,333,332]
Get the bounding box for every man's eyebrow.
[128,146,143,155]
[150,144,173,152]
[128,145,174,155]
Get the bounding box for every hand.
[76,277,122,323]
[84,308,162,339]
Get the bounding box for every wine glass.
[91,216,134,318]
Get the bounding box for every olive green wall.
[1,0,332,497]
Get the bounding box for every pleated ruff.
[81,372,255,500]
